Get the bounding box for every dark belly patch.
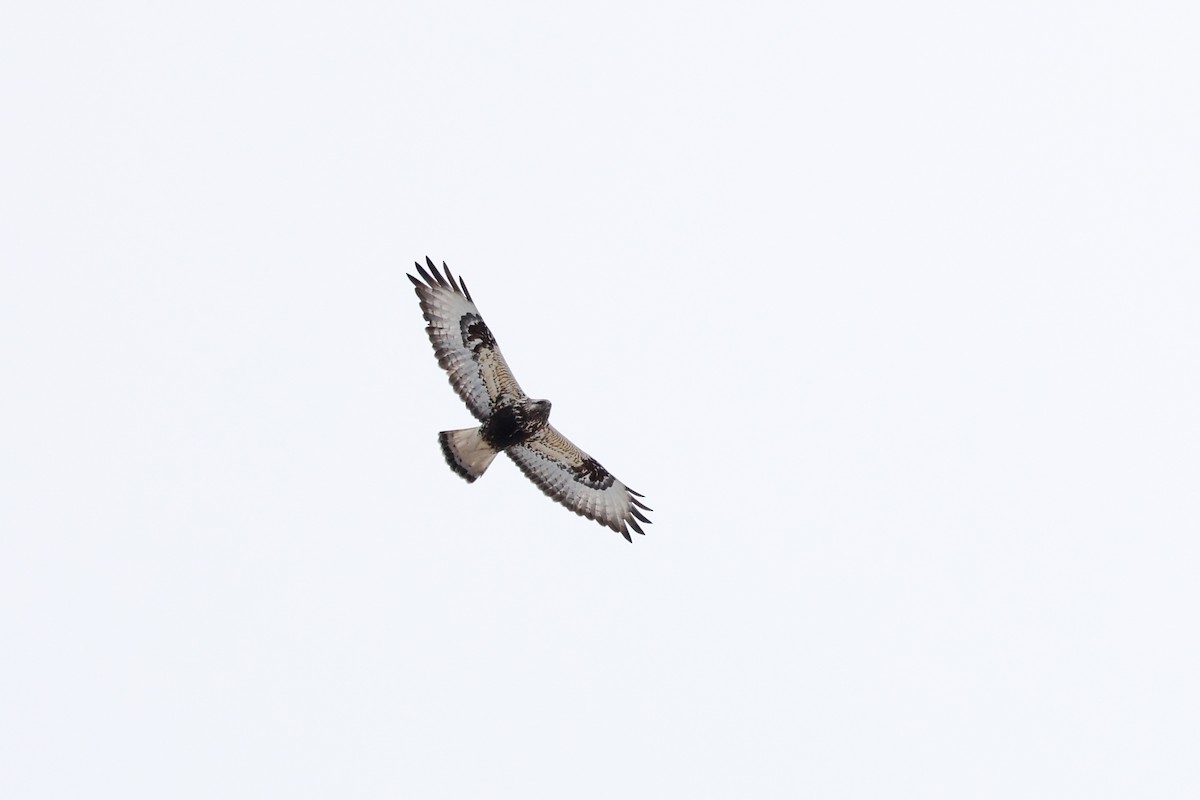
[482,406,530,449]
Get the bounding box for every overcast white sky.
[2,1,1198,797]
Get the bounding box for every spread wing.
[408,258,525,420]
[506,424,652,542]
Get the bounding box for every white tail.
[438,427,499,482]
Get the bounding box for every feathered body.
[408,258,651,541]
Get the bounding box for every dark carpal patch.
[460,313,496,354]
[572,457,615,490]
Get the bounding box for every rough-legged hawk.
[408,257,651,541]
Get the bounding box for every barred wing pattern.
[507,425,652,542]
[408,258,525,420]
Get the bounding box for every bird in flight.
[408,257,652,541]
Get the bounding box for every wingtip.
[442,262,463,294]
[427,257,450,288]
[414,257,471,300]
[415,262,435,286]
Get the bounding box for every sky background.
[2,1,1198,797]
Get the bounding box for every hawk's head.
[528,398,552,425]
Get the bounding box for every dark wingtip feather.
[629,488,645,497]
[627,517,644,536]
[630,507,651,524]
[619,525,632,543]
[429,259,449,287]
[442,262,463,294]
[414,258,470,299]
[415,262,435,286]
[631,496,652,511]
[407,273,423,288]
[422,257,446,287]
